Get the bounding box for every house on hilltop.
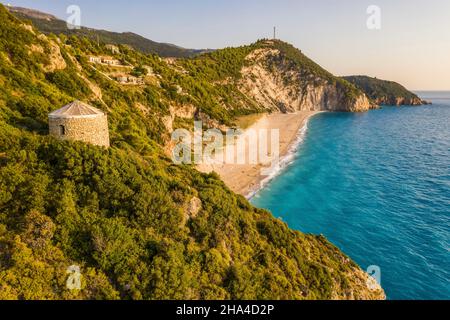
[48,101,110,147]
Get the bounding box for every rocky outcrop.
[239,46,374,113]
[162,104,197,132]
[371,96,430,106]
[162,103,229,134]
[342,75,430,106]
[26,28,67,72]
[183,196,202,225]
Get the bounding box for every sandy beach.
[198,111,320,197]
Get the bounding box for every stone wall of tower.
[49,115,110,147]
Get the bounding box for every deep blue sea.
[251,91,450,300]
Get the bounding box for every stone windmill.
[48,101,110,147]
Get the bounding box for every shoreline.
[197,111,322,198]
[245,112,317,199]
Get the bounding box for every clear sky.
[3,0,450,90]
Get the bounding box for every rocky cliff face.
[239,45,374,113]
[371,96,428,106]
[342,75,429,106]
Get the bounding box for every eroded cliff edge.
[238,41,375,113]
[343,75,430,106]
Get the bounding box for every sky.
[3,0,450,90]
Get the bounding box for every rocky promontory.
[239,41,375,113]
[342,75,430,106]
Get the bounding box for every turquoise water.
[251,92,450,300]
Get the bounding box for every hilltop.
[0,4,384,300]
[9,6,424,109]
[7,6,208,58]
[342,75,429,106]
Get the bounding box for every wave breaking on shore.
[247,115,313,199]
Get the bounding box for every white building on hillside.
[89,56,102,63]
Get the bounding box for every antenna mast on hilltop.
[273,26,276,40]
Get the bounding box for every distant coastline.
[415,91,450,100]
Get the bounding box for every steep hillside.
[8,6,207,58]
[238,41,374,112]
[342,75,428,106]
[0,5,384,300]
[180,40,374,113]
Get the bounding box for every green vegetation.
[0,5,384,300]
[8,6,206,58]
[264,40,363,104]
[342,75,424,105]
[0,128,382,299]
[131,65,148,78]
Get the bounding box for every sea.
[251,91,450,300]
